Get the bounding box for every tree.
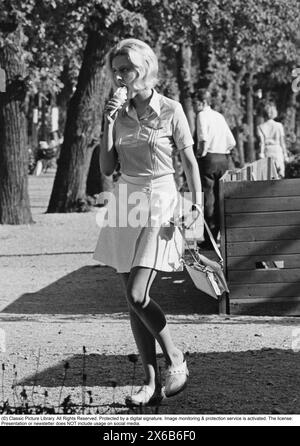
[0,3,33,224]
[0,0,88,223]
[147,0,201,134]
[47,0,147,212]
[200,0,300,163]
[1,0,299,222]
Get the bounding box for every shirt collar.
[125,89,161,119]
[148,89,161,116]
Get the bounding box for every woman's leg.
[120,272,159,390]
[126,267,184,370]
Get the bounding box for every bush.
[285,155,300,178]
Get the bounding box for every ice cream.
[108,86,127,117]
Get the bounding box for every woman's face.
[111,55,138,91]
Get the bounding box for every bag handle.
[177,225,203,265]
[201,216,224,265]
[177,206,224,265]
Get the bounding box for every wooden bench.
[219,158,300,315]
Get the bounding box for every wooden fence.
[219,158,300,315]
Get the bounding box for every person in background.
[94,38,202,407]
[193,89,236,247]
[257,103,289,178]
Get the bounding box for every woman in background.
[257,103,289,177]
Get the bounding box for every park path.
[0,169,299,415]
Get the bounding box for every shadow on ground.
[1,266,218,315]
[17,348,300,414]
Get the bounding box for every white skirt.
[93,173,185,273]
[265,145,285,177]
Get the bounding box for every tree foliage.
[1,0,300,220]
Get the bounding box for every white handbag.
[172,209,229,299]
[183,245,229,299]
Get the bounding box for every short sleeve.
[171,103,194,151]
[225,120,236,148]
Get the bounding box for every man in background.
[193,89,236,248]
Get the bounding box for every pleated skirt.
[93,173,185,273]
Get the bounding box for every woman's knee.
[126,284,148,309]
[126,267,156,309]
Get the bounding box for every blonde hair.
[107,38,158,90]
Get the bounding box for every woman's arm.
[100,117,118,176]
[179,146,202,206]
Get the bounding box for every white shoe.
[162,359,189,398]
[125,384,163,407]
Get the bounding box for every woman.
[257,103,288,178]
[94,39,202,406]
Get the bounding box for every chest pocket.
[117,132,135,147]
[142,119,171,145]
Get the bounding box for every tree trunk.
[295,99,300,155]
[284,90,297,153]
[176,42,195,135]
[0,26,33,224]
[86,143,114,205]
[56,63,74,135]
[40,94,47,141]
[47,30,111,212]
[245,71,255,163]
[234,67,246,167]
